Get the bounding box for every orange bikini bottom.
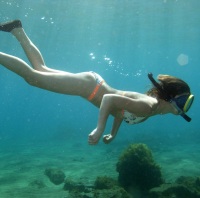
[88,72,104,101]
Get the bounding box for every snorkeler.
[0,20,194,145]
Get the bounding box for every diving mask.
[173,94,194,113]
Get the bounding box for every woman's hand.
[103,134,114,144]
[88,128,102,145]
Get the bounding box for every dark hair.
[147,74,191,100]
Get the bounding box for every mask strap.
[148,73,171,101]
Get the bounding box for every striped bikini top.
[122,109,145,125]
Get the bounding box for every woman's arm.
[88,94,154,145]
[89,94,116,145]
[103,117,123,144]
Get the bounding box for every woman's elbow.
[102,94,114,101]
[102,94,121,109]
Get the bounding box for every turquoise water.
[0,0,200,197]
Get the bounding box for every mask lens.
[174,95,188,111]
[183,95,194,112]
[174,94,194,112]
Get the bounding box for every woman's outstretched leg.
[0,20,97,97]
[0,20,62,73]
[0,51,95,96]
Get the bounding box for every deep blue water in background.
[0,0,200,146]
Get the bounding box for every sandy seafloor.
[0,136,199,198]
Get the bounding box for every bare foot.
[103,134,114,144]
[88,128,103,145]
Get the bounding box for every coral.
[116,143,163,191]
[44,167,65,185]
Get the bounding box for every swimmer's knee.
[39,65,48,72]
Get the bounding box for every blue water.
[0,0,200,197]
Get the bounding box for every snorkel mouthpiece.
[148,72,192,122]
[180,112,192,122]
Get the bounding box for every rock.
[44,168,65,185]
[63,178,86,193]
[67,191,93,198]
[29,179,46,189]
[94,176,118,190]
[93,187,131,198]
[63,177,131,198]
[149,183,200,198]
[176,176,200,189]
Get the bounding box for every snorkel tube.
[148,73,192,122]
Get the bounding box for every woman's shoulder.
[122,91,154,100]
[119,91,159,115]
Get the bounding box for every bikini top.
[122,110,146,125]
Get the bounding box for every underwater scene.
[0,0,200,197]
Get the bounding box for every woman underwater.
[0,20,194,145]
